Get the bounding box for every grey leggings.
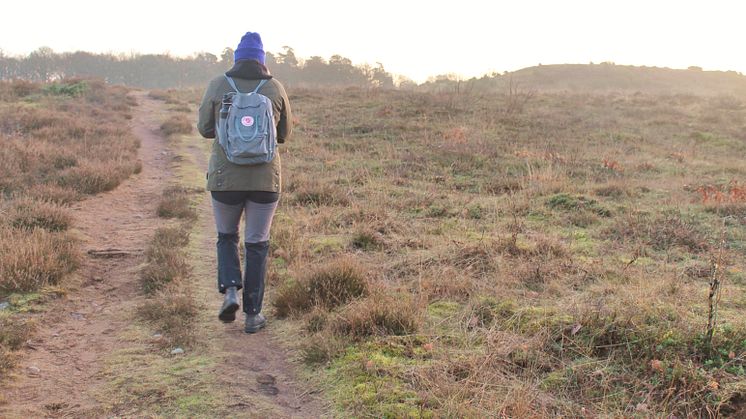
[212,198,279,242]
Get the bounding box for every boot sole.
[244,321,267,334]
[218,302,240,323]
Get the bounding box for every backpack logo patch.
[241,116,255,127]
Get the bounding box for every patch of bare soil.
[184,124,326,418]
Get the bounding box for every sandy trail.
[0,93,324,418]
[0,92,169,418]
[181,116,326,417]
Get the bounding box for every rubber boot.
[216,232,242,293]
[216,232,242,322]
[243,241,269,333]
[219,286,239,323]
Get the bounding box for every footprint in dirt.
[256,373,279,396]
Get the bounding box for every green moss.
[469,296,517,327]
[427,301,461,319]
[324,344,433,418]
[173,394,216,416]
[4,291,48,313]
[540,368,567,391]
[570,230,597,255]
[546,193,611,217]
[504,306,574,334]
[310,235,346,254]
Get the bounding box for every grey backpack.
[217,76,277,165]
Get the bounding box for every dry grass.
[137,223,197,347]
[23,184,81,205]
[0,314,36,373]
[160,115,192,137]
[137,287,199,348]
[0,225,80,293]
[137,154,200,348]
[331,294,422,339]
[273,257,369,318]
[6,197,72,231]
[269,87,746,416]
[0,80,139,197]
[0,79,139,380]
[140,225,192,294]
[156,186,198,220]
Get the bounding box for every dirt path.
[180,115,326,418]
[0,93,325,418]
[0,92,170,418]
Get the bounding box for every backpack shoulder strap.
[252,79,268,94]
[224,75,241,93]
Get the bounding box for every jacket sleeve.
[275,82,292,144]
[197,79,218,139]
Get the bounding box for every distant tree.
[265,51,277,67]
[0,46,398,90]
[278,46,298,67]
[195,52,218,64]
[370,62,394,88]
[27,46,57,81]
[221,48,234,67]
[395,75,417,90]
[688,66,703,71]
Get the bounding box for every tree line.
[0,47,395,89]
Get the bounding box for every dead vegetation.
[156,186,199,220]
[269,87,746,416]
[160,115,192,137]
[273,257,369,318]
[135,130,201,349]
[0,79,139,376]
[137,222,197,348]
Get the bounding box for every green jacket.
[197,65,292,192]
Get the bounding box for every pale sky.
[1,0,744,82]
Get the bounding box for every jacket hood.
[225,60,273,80]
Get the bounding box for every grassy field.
[157,84,746,416]
[0,80,140,375]
[6,80,746,416]
[252,88,746,417]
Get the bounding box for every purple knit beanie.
[234,32,265,64]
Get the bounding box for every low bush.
[350,229,385,251]
[137,223,197,348]
[0,314,36,350]
[151,224,191,249]
[546,193,611,217]
[292,180,350,206]
[7,198,72,231]
[332,294,421,339]
[156,186,198,220]
[273,257,369,317]
[138,288,198,347]
[605,210,710,252]
[141,247,190,294]
[160,115,192,136]
[57,163,133,195]
[141,226,192,294]
[301,333,346,365]
[44,81,88,97]
[0,226,80,293]
[24,184,81,205]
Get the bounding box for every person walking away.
[197,32,292,333]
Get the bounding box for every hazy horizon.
[2,0,745,82]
